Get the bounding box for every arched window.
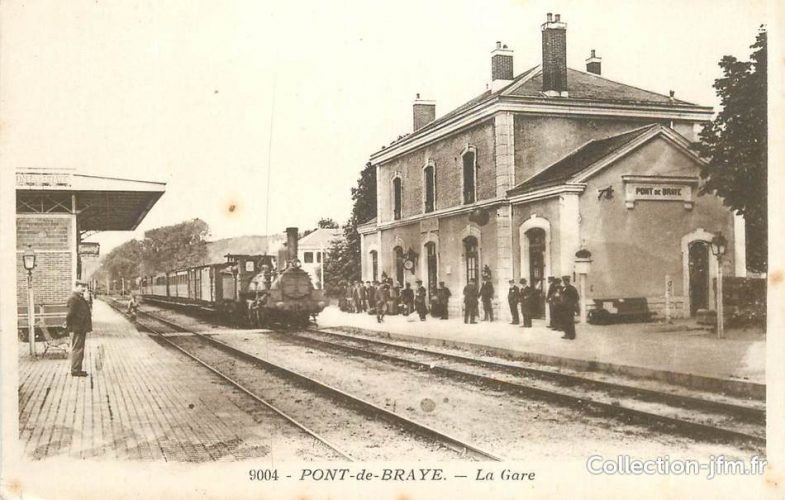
[424,164,435,213]
[370,250,378,282]
[393,177,402,220]
[462,149,476,204]
[394,246,405,285]
[463,236,479,284]
[526,228,546,284]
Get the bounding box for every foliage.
[317,217,339,229]
[302,217,340,238]
[693,28,767,272]
[140,218,210,274]
[323,162,377,294]
[92,218,210,288]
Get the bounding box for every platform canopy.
[16,168,166,231]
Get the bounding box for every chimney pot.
[547,12,553,22]
[669,90,675,97]
[496,41,501,49]
[554,13,560,22]
[591,49,596,57]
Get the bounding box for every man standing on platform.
[463,279,479,324]
[546,277,559,329]
[560,276,580,340]
[414,279,428,321]
[66,281,92,377]
[375,282,389,323]
[479,278,494,321]
[436,281,451,320]
[362,281,372,312]
[507,279,520,325]
[520,278,535,328]
[401,282,414,316]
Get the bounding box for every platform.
[18,301,275,461]
[317,306,765,397]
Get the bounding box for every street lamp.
[710,232,727,339]
[22,246,37,357]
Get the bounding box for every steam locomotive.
[139,227,327,327]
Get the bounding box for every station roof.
[16,169,166,231]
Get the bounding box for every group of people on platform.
[337,273,579,338]
[545,275,580,340]
[338,277,452,323]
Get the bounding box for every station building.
[297,228,342,288]
[359,14,745,321]
[15,168,165,322]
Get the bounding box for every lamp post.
[574,247,592,324]
[710,232,728,339]
[22,246,37,357]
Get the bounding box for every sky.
[1,0,768,255]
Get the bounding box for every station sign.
[79,242,100,256]
[622,175,698,210]
[16,171,72,190]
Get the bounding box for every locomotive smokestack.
[286,227,299,264]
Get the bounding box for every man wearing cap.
[560,276,580,339]
[463,278,479,324]
[519,278,535,328]
[436,281,451,320]
[507,279,520,325]
[66,281,92,377]
[414,280,428,321]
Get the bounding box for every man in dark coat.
[463,279,479,324]
[362,281,372,312]
[414,279,428,321]
[546,277,560,329]
[519,278,535,328]
[560,276,580,339]
[375,283,389,322]
[66,281,92,377]
[401,282,414,315]
[479,278,494,321]
[507,279,520,325]
[436,282,451,320]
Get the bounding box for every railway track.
[271,327,765,448]
[106,299,503,461]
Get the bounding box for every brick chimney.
[490,41,514,92]
[413,93,436,132]
[586,49,601,75]
[541,13,568,97]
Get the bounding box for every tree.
[693,28,767,272]
[302,217,341,238]
[93,239,144,290]
[323,162,377,293]
[317,217,339,229]
[140,218,210,274]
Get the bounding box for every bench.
[18,304,70,357]
[587,297,657,325]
